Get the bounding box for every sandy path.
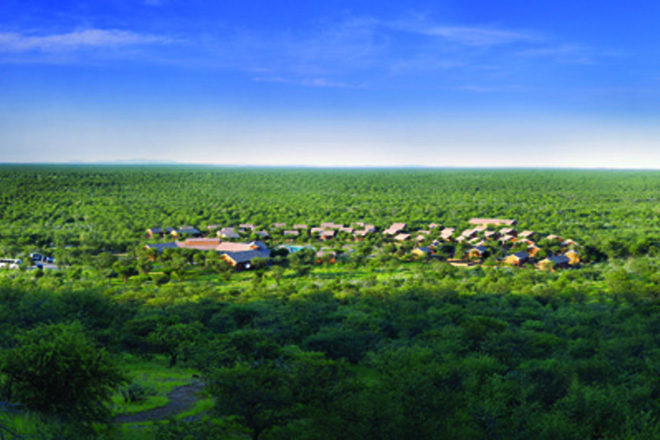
[116,382,206,424]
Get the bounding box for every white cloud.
[455,84,523,93]
[253,76,361,89]
[517,45,595,64]
[207,15,540,81]
[386,16,538,46]
[0,29,173,53]
[300,78,357,88]
[420,26,537,46]
[222,15,548,83]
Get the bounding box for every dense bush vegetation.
[3,165,660,258]
[3,166,660,438]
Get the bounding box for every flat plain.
[2,166,660,439]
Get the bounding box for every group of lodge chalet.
[146,218,580,270]
[147,222,378,241]
[421,218,581,269]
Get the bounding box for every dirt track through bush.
[116,382,205,424]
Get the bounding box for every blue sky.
[1,0,659,167]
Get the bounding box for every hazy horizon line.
[2,161,660,172]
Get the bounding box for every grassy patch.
[116,397,214,440]
[111,354,200,416]
[173,397,214,420]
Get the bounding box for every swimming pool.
[281,245,315,253]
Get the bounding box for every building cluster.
[409,219,580,269]
[148,221,379,242]
[145,238,270,270]
[146,218,580,270]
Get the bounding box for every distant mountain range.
[91,159,182,165]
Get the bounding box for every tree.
[208,347,346,440]
[303,327,374,363]
[92,252,117,271]
[358,243,373,257]
[454,241,469,259]
[154,418,246,440]
[250,257,269,271]
[149,322,203,368]
[162,253,188,280]
[136,257,153,276]
[209,360,292,440]
[289,248,315,268]
[0,322,126,425]
[193,251,206,268]
[113,260,138,283]
[340,346,468,440]
[269,265,285,286]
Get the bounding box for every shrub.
[120,381,158,403]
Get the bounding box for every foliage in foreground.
[0,322,126,428]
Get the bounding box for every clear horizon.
[1,1,659,168]
[6,163,660,172]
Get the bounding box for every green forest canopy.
[2,165,660,258]
[3,166,660,439]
